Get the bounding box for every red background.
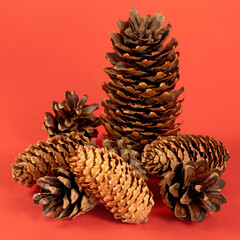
[0,0,239,239]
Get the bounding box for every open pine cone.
[101,8,183,151]
[33,168,98,220]
[160,158,226,222]
[43,91,100,138]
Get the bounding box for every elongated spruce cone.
[43,91,100,138]
[142,134,230,176]
[12,132,95,187]
[102,137,148,180]
[33,168,98,220]
[69,145,154,224]
[101,8,183,150]
[160,159,227,222]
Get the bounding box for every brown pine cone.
[101,8,183,151]
[12,132,95,187]
[142,134,230,176]
[33,168,98,220]
[160,158,226,222]
[42,91,100,138]
[68,145,154,224]
[102,137,148,180]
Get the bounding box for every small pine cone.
[33,168,98,220]
[141,134,230,176]
[102,137,148,180]
[68,145,154,224]
[12,132,95,187]
[160,158,227,222]
[101,8,183,151]
[42,91,100,138]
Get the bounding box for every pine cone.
[68,145,154,224]
[142,134,230,176]
[43,91,100,138]
[12,132,95,187]
[102,137,148,180]
[101,8,183,151]
[33,168,98,220]
[160,158,227,222]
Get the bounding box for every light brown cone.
[42,91,100,138]
[101,8,183,151]
[160,158,227,222]
[142,134,230,176]
[33,168,98,220]
[12,132,95,187]
[68,145,154,224]
[102,137,148,180]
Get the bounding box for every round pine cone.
[33,168,98,220]
[43,91,100,138]
[160,158,227,222]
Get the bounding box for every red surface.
[0,0,240,239]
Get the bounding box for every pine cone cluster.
[69,145,154,224]
[43,91,100,138]
[101,8,183,151]
[33,168,98,220]
[11,9,231,224]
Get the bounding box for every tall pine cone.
[102,137,148,180]
[101,8,183,150]
[43,91,100,138]
[12,132,95,187]
[33,168,98,220]
[160,158,226,222]
[68,145,154,224]
[142,134,230,176]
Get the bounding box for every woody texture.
[101,8,183,151]
[33,168,98,220]
[11,132,94,187]
[141,134,230,221]
[69,145,154,224]
[160,159,227,222]
[102,138,148,180]
[141,134,230,176]
[43,91,100,138]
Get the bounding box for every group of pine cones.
[11,9,230,224]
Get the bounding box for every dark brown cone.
[68,145,154,224]
[101,8,183,151]
[102,137,148,180]
[42,91,100,138]
[12,132,95,187]
[33,168,98,220]
[141,134,230,176]
[159,158,227,222]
